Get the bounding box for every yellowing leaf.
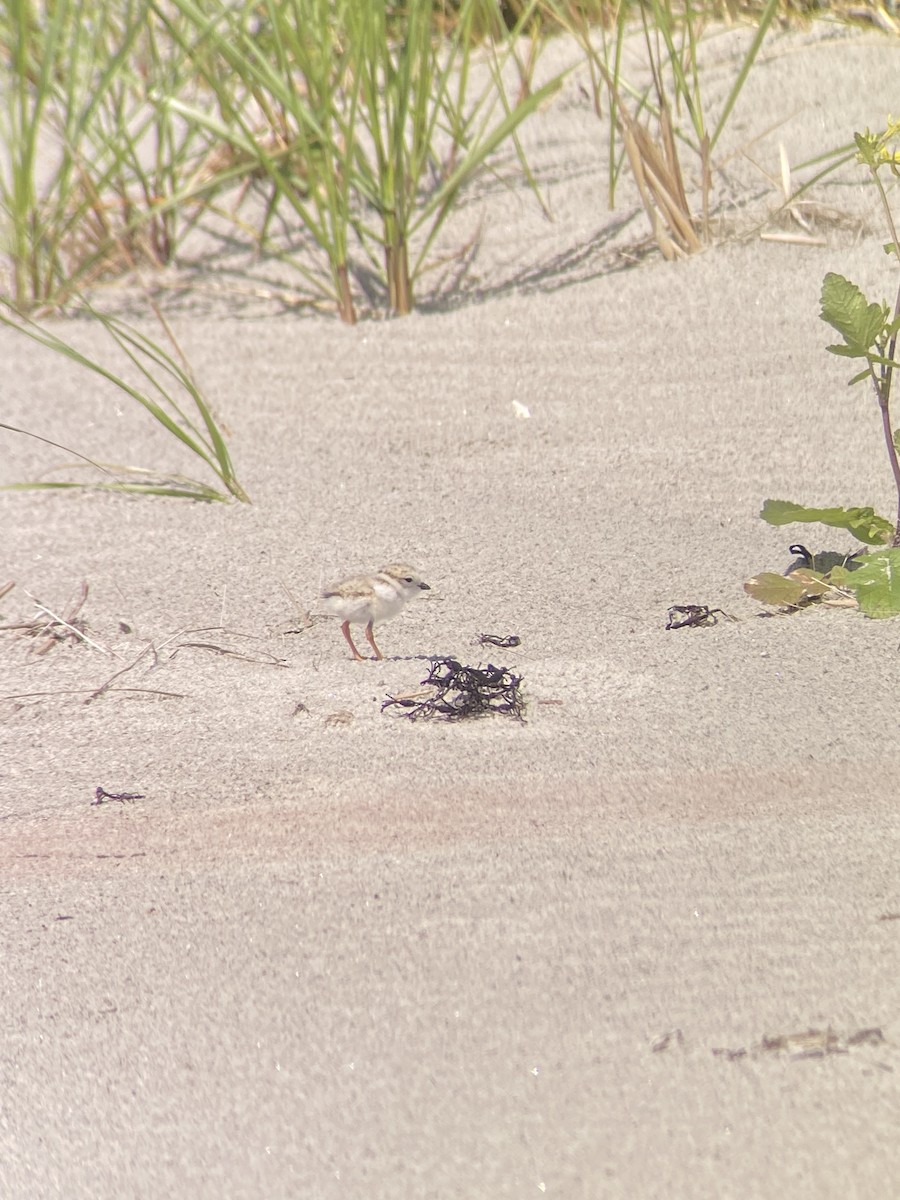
[744,572,809,607]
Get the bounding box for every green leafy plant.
[346,0,559,316]
[0,297,249,503]
[1,0,135,307]
[153,0,563,322]
[0,0,213,312]
[757,119,900,616]
[151,0,362,322]
[0,0,866,317]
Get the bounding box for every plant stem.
[870,165,900,544]
[337,265,356,326]
[387,240,411,316]
[878,278,900,545]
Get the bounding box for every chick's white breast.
[370,577,409,621]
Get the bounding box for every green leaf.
[844,549,900,618]
[0,480,226,501]
[854,129,880,169]
[760,500,894,546]
[820,272,888,357]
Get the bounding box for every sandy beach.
[2,20,900,1198]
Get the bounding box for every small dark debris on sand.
[93,786,145,805]
[666,604,733,629]
[475,632,521,648]
[712,1026,886,1061]
[383,657,526,723]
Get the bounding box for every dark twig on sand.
[166,627,289,666]
[93,786,145,805]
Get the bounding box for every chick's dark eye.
[404,577,413,583]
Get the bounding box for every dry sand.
[2,22,900,1199]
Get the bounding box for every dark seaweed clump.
[383,656,525,722]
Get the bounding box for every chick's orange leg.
[364,620,384,661]
[341,620,365,661]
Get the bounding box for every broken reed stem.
[619,105,701,260]
[20,582,120,658]
[28,603,110,654]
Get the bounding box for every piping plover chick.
[321,563,430,661]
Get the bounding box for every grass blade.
[0,298,249,502]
